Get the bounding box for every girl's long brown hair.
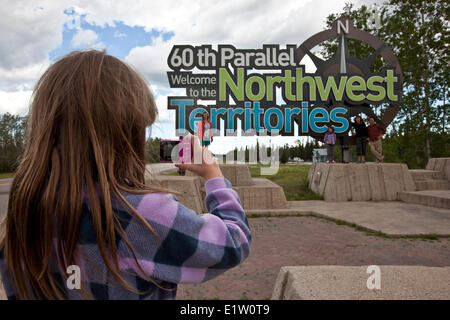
[0,49,168,299]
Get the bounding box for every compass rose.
[296,17,403,128]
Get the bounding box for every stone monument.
[308,162,416,201]
[146,164,288,213]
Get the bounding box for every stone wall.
[426,157,450,180]
[233,178,289,210]
[149,175,207,213]
[186,164,253,186]
[149,164,288,212]
[308,163,416,201]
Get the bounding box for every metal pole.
[341,134,350,163]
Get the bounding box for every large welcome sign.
[167,17,403,137]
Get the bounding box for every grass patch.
[164,170,180,176]
[403,234,442,240]
[0,172,14,179]
[167,164,322,200]
[240,292,250,300]
[249,164,323,201]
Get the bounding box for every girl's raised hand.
[175,135,224,181]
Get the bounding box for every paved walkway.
[246,200,450,236]
[0,178,12,219]
[177,215,450,300]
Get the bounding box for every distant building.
[312,148,327,162]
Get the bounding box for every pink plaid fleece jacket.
[0,177,251,299]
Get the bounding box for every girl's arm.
[119,177,251,284]
[118,135,249,284]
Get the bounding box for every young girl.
[196,112,213,148]
[324,126,336,163]
[0,50,251,300]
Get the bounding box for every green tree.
[0,113,27,172]
[280,144,290,164]
[145,137,161,163]
[322,0,449,167]
[382,0,449,161]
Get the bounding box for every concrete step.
[415,179,450,191]
[398,190,450,209]
[233,178,289,210]
[426,158,450,180]
[187,164,253,186]
[152,175,207,213]
[409,169,441,181]
[272,266,450,300]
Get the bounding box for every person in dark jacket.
[351,115,369,163]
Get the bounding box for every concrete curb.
[246,200,450,237]
[272,266,450,300]
[399,190,450,209]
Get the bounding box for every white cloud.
[154,92,174,124]
[71,29,99,47]
[125,35,172,88]
[0,1,68,70]
[114,30,127,39]
[1,0,377,89]
[151,87,185,123]
[0,0,381,142]
[120,0,350,88]
[0,61,50,91]
[0,90,33,115]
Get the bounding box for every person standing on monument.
[351,115,369,163]
[367,117,386,163]
[324,125,336,164]
[196,112,214,148]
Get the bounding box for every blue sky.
[43,7,183,146]
[49,8,174,61]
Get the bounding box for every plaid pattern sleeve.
[115,177,251,285]
[0,177,251,300]
[0,251,15,300]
